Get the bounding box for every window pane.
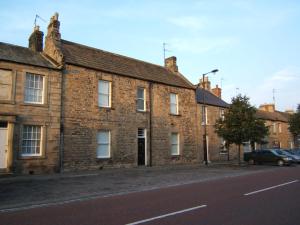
[99,80,109,94]
[171,104,177,114]
[97,131,109,144]
[171,133,178,144]
[170,93,176,104]
[97,144,109,157]
[171,145,178,155]
[0,69,13,100]
[21,125,41,156]
[137,99,145,111]
[137,88,144,99]
[98,94,109,107]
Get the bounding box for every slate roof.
[196,88,229,108]
[256,110,290,122]
[61,40,194,89]
[0,42,56,69]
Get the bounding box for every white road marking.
[126,204,207,225]
[244,180,299,196]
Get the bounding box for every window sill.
[96,157,112,161]
[98,107,115,111]
[0,100,15,105]
[169,113,181,117]
[21,103,49,108]
[171,154,180,158]
[18,155,45,160]
[137,110,148,113]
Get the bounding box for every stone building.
[0,27,62,174]
[195,78,238,162]
[256,103,293,149]
[0,13,202,174]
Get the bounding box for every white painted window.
[0,69,13,101]
[171,133,179,155]
[273,123,277,133]
[220,109,225,120]
[278,123,282,133]
[170,93,178,114]
[21,125,42,156]
[202,106,208,125]
[24,73,44,104]
[137,87,146,111]
[98,80,111,107]
[97,131,111,158]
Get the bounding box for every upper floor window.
[272,123,277,133]
[170,93,178,115]
[0,69,13,101]
[97,131,111,158]
[98,80,111,107]
[137,87,146,111]
[171,132,179,155]
[202,106,207,125]
[220,109,225,120]
[21,125,42,156]
[278,123,282,133]
[24,73,44,104]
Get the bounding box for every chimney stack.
[44,12,64,65]
[259,103,275,112]
[28,26,44,52]
[211,85,222,98]
[165,56,178,73]
[199,76,211,91]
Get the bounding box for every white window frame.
[171,132,180,156]
[273,123,277,133]
[278,123,282,133]
[137,87,146,111]
[220,109,225,121]
[170,93,179,115]
[98,80,111,108]
[21,125,42,157]
[24,73,44,104]
[202,106,208,125]
[97,131,111,158]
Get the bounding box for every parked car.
[282,150,300,163]
[244,149,293,166]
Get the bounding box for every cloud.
[168,36,237,54]
[168,16,205,31]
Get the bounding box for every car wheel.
[277,160,284,166]
[248,159,255,165]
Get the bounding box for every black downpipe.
[149,82,153,166]
[59,69,65,173]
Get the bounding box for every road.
[0,166,299,225]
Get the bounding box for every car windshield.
[271,149,286,156]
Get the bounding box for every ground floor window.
[171,133,179,155]
[97,131,111,158]
[21,125,42,156]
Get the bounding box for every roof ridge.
[61,39,173,73]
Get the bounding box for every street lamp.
[202,69,219,165]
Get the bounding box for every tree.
[215,95,268,164]
[249,119,269,151]
[288,104,300,148]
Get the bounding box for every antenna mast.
[34,14,46,27]
[272,88,276,105]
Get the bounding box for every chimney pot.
[28,26,44,52]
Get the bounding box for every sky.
[1,0,300,111]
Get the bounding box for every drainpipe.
[59,69,65,173]
[149,82,153,166]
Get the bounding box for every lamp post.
[202,69,218,165]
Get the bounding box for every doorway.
[137,128,146,166]
[0,122,8,169]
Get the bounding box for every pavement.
[0,161,275,212]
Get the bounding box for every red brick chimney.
[28,26,44,52]
[211,85,222,98]
[165,56,178,73]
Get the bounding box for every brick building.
[255,103,293,149]
[0,13,200,173]
[196,78,238,162]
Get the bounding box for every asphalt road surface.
[0,166,299,225]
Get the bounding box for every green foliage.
[215,94,269,150]
[288,104,300,143]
